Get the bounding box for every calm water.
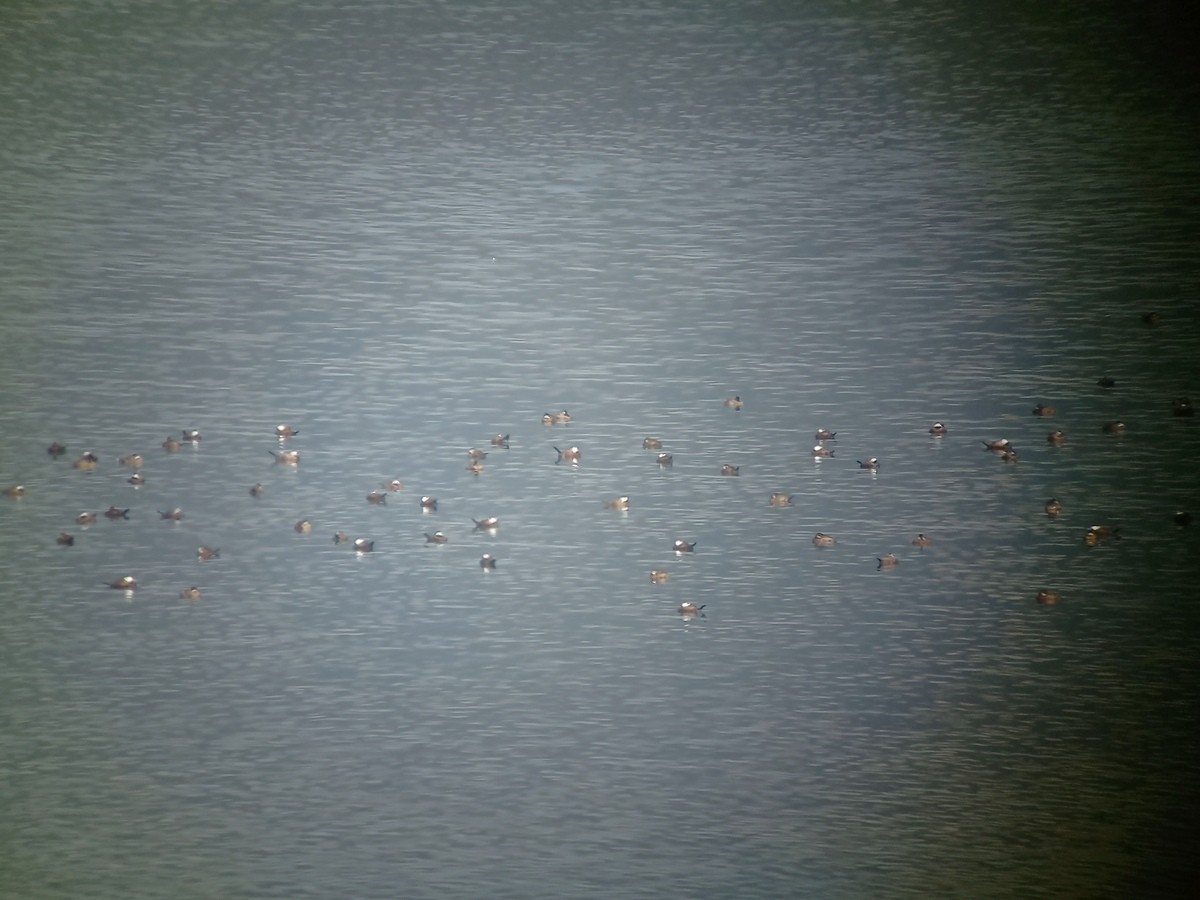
[3,1,1199,897]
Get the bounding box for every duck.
[649,570,671,584]
[642,437,663,450]
[724,396,743,410]
[118,454,144,469]
[269,449,300,465]
[162,437,182,453]
[1097,376,1116,388]
[542,410,571,425]
[465,461,484,474]
[1036,590,1062,606]
[720,464,740,476]
[1000,448,1019,463]
[1174,511,1193,527]
[857,458,880,470]
[1045,498,1063,518]
[197,546,220,560]
[108,575,138,591]
[420,496,438,511]
[1142,311,1161,325]
[72,451,100,470]
[1102,422,1126,435]
[46,442,67,457]
[491,433,510,447]
[3,484,24,498]
[249,483,265,497]
[366,491,388,505]
[333,531,350,544]
[1032,403,1056,417]
[814,428,837,441]
[159,508,184,521]
[911,533,932,548]
[104,506,130,520]
[928,422,948,436]
[77,512,97,526]
[982,439,1011,452]
[127,473,145,487]
[472,516,499,531]
[812,445,835,458]
[275,424,299,438]
[673,539,697,553]
[1173,397,1194,417]
[657,453,674,467]
[467,448,488,462]
[1084,525,1120,545]
[678,602,706,617]
[812,533,836,547]
[555,446,581,463]
[182,429,202,443]
[354,538,375,553]
[294,519,313,534]
[381,479,404,492]
[180,586,202,602]
[768,493,792,507]
[1046,431,1066,446]
[876,553,899,569]
[479,554,497,570]
[424,531,448,544]
[604,496,631,510]
[57,532,75,546]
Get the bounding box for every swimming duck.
[1032,403,1056,417]
[72,451,100,470]
[270,449,300,465]
[382,479,404,492]
[159,508,184,521]
[1174,511,1193,527]
[466,461,484,474]
[724,396,743,410]
[1045,498,1063,518]
[354,538,374,553]
[1046,431,1066,446]
[720,464,740,476]
[424,531,448,544]
[473,516,499,531]
[982,439,1011,452]
[678,602,706,617]
[1000,448,1019,463]
[118,454,144,468]
[642,437,663,450]
[77,512,97,526]
[3,484,24,498]
[57,532,75,546]
[420,496,438,511]
[876,553,899,569]
[768,493,792,506]
[467,448,488,462]
[491,433,510,447]
[182,429,202,443]
[47,442,67,457]
[1097,376,1116,388]
[814,428,837,441]
[541,410,572,425]
[197,546,220,560]
[812,533,836,547]
[911,533,932,548]
[127,473,145,487]
[1036,590,1062,606]
[294,519,313,534]
[366,491,388,505]
[1173,397,1194,417]
[249,483,265,497]
[1084,525,1120,545]
[1102,422,1126,434]
[162,437,182,453]
[673,539,697,553]
[180,586,202,601]
[333,531,350,544]
[108,575,138,591]
[104,506,130,520]
[649,570,671,584]
[479,553,497,570]
[928,423,948,436]
[605,496,631,510]
[555,446,581,463]
[657,453,674,467]
[812,445,834,458]
[1142,311,1161,325]
[275,424,299,438]
[858,458,880,470]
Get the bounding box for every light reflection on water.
[3,0,1200,897]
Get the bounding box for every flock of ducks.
[5,357,1196,613]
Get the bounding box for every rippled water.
[3,1,1199,897]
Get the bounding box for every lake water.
[2,1,1199,897]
